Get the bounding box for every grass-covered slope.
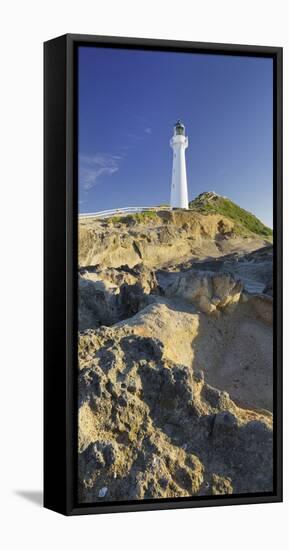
[189,192,273,239]
[107,211,159,224]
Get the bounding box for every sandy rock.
[249,294,273,324]
[164,270,243,314]
[79,211,267,269]
[211,474,233,495]
[79,265,159,330]
[78,326,273,503]
[77,211,273,503]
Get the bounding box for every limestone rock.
[77,210,273,503]
[78,327,273,503]
[211,474,233,495]
[79,210,268,269]
[249,294,273,325]
[164,270,243,314]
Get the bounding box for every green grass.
[189,193,273,238]
[106,215,124,224]
[107,211,159,224]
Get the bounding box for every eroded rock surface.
[79,210,269,269]
[161,270,243,315]
[78,210,273,503]
[78,328,273,502]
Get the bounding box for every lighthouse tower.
[170,120,189,209]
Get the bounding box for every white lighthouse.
[170,120,189,209]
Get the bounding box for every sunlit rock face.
[78,206,273,503]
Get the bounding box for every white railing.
[79,206,171,219]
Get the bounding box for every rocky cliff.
[79,207,270,269]
[78,201,273,502]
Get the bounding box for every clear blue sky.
[78,46,273,227]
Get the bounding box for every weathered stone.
[77,210,273,503]
[79,210,268,269]
[249,294,273,324]
[78,327,273,503]
[211,474,233,495]
[164,270,243,314]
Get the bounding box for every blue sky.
[78,46,273,227]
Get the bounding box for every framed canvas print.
[44,34,283,515]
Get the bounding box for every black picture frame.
[44,33,283,516]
